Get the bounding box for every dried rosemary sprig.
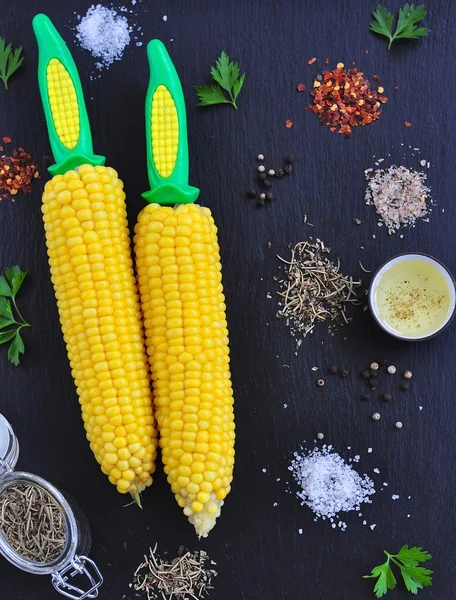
[132,544,217,600]
[0,483,66,563]
[276,239,361,344]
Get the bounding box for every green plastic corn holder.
[32,13,104,175]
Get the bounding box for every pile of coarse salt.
[289,445,375,531]
[75,5,137,72]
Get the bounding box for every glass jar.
[0,413,103,599]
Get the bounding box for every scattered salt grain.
[383,482,388,487]
[392,494,400,500]
[370,524,377,530]
[363,520,367,525]
[289,445,375,529]
[273,502,278,507]
[419,406,423,411]
[407,514,411,517]
[283,404,288,409]
[262,468,267,473]
[75,5,133,71]
[163,15,168,21]
[373,468,380,474]
[367,448,373,453]
[298,528,303,534]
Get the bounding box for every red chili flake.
[296,83,306,92]
[2,136,12,144]
[307,64,387,136]
[308,57,317,65]
[285,120,293,128]
[404,121,412,127]
[364,49,369,54]
[372,75,381,83]
[325,57,329,65]
[393,85,399,91]
[0,140,40,201]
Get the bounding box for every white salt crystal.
[407,514,411,517]
[419,406,423,411]
[289,445,375,529]
[363,520,367,525]
[392,494,400,500]
[273,502,278,507]
[383,482,388,486]
[163,15,168,21]
[262,468,267,473]
[370,524,376,530]
[367,448,373,453]
[76,5,133,70]
[373,468,380,474]
[283,404,288,408]
[298,528,303,534]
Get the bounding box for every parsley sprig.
[364,545,433,597]
[370,4,430,50]
[194,51,245,109]
[0,38,24,90]
[0,267,30,366]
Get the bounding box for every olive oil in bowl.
[369,254,456,340]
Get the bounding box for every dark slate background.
[0,1,455,599]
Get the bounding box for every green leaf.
[0,297,13,319]
[7,331,24,366]
[194,84,231,107]
[0,275,12,297]
[195,51,245,109]
[369,5,394,40]
[6,266,27,298]
[395,4,427,37]
[0,38,23,90]
[396,545,432,566]
[0,329,17,345]
[233,72,246,101]
[364,562,394,597]
[0,317,14,329]
[372,568,389,598]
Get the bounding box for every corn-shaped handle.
[32,14,105,175]
[143,40,199,205]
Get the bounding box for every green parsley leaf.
[0,37,24,90]
[364,546,433,597]
[194,85,231,107]
[0,267,30,366]
[7,331,24,366]
[0,275,12,297]
[370,4,430,50]
[195,51,245,109]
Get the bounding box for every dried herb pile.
[365,165,431,233]
[276,240,361,342]
[0,483,66,563]
[0,138,40,200]
[307,64,387,136]
[132,544,217,600]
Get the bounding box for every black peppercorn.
[276,169,285,178]
[361,393,370,401]
[246,189,257,198]
[341,369,349,378]
[256,198,265,206]
[380,358,389,366]
[369,378,377,388]
[361,369,370,379]
[265,192,274,201]
[369,370,378,378]
[400,382,410,391]
[262,179,272,188]
[382,393,393,402]
[258,172,266,181]
[284,164,293,174]
[328,365,338,375]
[285,155,294,163]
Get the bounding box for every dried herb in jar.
[307,64,387,136]
[0,483,66,563]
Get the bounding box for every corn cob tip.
[186,497,223,538]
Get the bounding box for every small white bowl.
[368,253,456,341]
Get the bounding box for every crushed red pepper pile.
[0,137,40,200]
[307,63,388,136]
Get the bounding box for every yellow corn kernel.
[134,203,235,537]
[46,58,80,149]
[151,85,178,178]
[42,164,158,498]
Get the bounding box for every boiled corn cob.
[34,14,157,498]
[134,40,235,536]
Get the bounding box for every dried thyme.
[0,483,66,562]
[132,544,217,600]
[275,240,361,343]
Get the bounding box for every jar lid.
[0,413,19,475]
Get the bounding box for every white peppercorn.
[372,412,381,421]
[268,169,275,176]
[370,362,379,370]
[257,165,265,173]
[387,365,396,374]
[316,432,324,440]
[395,421,403,429]
[257,154,264,160]
[317,379,325,387]
[403,370,412,379]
